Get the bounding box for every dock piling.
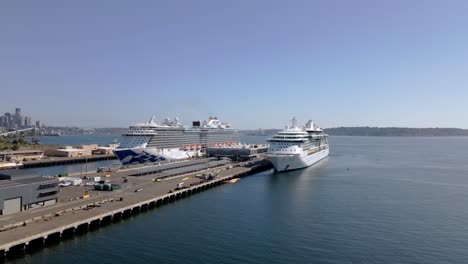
[25,238,44,253]
[61,228,75,239]
[45,232,61,245]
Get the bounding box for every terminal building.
[44,144,117,158]
[0,150,45,163]
[206,144,269,161]
[44,144,99,158]
[0,170,59,216]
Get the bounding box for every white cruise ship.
[113,116,240,165]
[265,117,329,172]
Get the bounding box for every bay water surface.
[10,136,468,263]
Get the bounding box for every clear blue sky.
[1,0,467,129]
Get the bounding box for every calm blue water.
[39,134,122,146]
[10,136,468,263]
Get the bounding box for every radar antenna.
[148,115,156,124]
[290,117,298,129]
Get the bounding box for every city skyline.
[0,107,39,131]
[3,105,468,130]
[1,1,468,129]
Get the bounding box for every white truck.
[175,182,184,190]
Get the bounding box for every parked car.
[59,182,72,187]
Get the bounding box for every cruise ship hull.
[115,116,240,165]
[266,148,329,172]
[113,147,166,165]
[113,147,200,166]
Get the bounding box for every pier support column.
[61,228,75,239]
[45,232,61,245]
[101,216,112,226]
[122,209,132,218]
[89,219,100,230]
[26,238,44,253]
[131,207,140,215]
[113,212,122,222]
[6,244,26,259]
[76,223,89,234]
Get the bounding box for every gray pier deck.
[0,160,272,260]
[21,154,117,169]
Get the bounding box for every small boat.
[223,178,240,184]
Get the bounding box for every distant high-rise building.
[24,116,32,127]
[15,118,22,128]
[0,116,6,128]
[1,109,38,130]
[4,113,12,129]
[35,120,41,128]
[14,108,23,127]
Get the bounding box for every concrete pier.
[21,154,117,169]
[0,160,271,260]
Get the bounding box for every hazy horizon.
[9,121,468,131]
[2,1,468,129]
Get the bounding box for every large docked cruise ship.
[265,118,329,172]
[114,116,240,165]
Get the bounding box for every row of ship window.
[272,143,296,151]
[272,148,297,152]
[122,138,148,146]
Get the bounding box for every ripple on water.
[9,136,468,264]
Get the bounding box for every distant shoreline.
[240,127,468,137]
[18,127,468,137]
